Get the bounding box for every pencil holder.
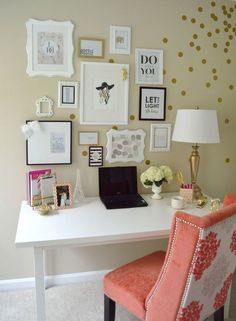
[179,188,193,203]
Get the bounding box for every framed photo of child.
[54,183,73,209]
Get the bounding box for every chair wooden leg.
[214,306,224,321]
[104,294,116,321]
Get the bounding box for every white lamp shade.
[172,109,220,144]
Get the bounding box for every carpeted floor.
[0,280,235,321]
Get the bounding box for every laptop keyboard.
[102,194,148,209]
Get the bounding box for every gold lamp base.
[189,144,204,200]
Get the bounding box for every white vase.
[151,184,162,200]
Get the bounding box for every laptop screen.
[99,166,138,197]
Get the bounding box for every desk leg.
[34,247,46,321]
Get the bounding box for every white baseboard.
[0,269,110,292]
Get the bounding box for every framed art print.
[58,81,79,108]
[89,146,103,166]
[106,129,146,163]
[80,62,129,125]
[139,87,166,120]
[78,38,104,58]
[79,132,99,145]
[135,48,163,84]
[26,19,74,77]
[150,123,171,152]
[109,26,131,55]
[26,120,72,165]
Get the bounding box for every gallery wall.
[0,0,235,280]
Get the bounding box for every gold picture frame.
[78,37,104,58]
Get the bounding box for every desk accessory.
[172,108,220,200]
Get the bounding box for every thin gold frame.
[78,37,104,58]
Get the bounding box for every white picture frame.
[78,132,99,145]
[58,81,79,108]
[106,129,146,163]
[26,19,74,77]
[78,38,104,58]
[150,123,171,152]
[80,62,129,125]
[135,48,163,85]
[26,121,72,165]
[35,96,54,118]
[109,25,131,55]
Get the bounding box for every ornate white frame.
[26,19,74,77]
[35,96,54,118]
[106,129,146,163]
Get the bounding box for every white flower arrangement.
[140,165,173,188]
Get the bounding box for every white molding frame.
[106,129,146,163]
[26,19,74,77]
[80,62,129,125]
[150,123,171,152]
[58,81,79,108]
[109,25,131,55]
[36,96,54,117]
[135,48,163,85]
[0,270,110,291]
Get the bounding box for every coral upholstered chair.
[104,195,236,321]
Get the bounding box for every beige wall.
[0,0,235,280]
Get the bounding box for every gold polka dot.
[69,113,76,120]
[82,151,88,156]
[213,43,218,48]
[163,69,166,75]
[145,160,151,165]
[233,27,236,32]
[210,13,215,19]
[229,7,234,13]
[193,34,198,39]
[163,37,168,43]
[215,28,220,34]
[213,75,218,80]
[223,10,227,16]
[129,115,135,121]
[222,5,226,10]
[223,20,228,26]
[225,158,230,163]
[112,125,118,130]
[188,66,194,72]
[229,35,233,40]
[228,23,232,29]
[218,97,222,103]
[225,28,229,32]
[200,23,205,29]
[189,41,195,47]
[225,41,230,47]
[206,82,211,88]
[172,78,177,84]
[227,59,231,64]
[182,15,187,21]
[191,18,196,23]
[196,45,201,51]
[214,16,218,21]
[198,7,203,12]
[168,105,173,111]
[227,13,232,19]
[207,32,212,37]
[202,59,207,64]
[178,52,183,57]
[212,68,217,74]
[224,48,229,53]
[229,84,234,90]
[211,1,216,7]
[181,90,186,96]
[108,58,114,63]
[225,118,230,124]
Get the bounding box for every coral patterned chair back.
[145,201,236,321]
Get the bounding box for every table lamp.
[172,108,220,199]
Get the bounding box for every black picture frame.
[26,120,72,165]
[139,87,166,121]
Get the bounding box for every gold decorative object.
[145,160,151,165]
[129,115,135,120]
[172,78,177,83]
[163,38,168,43]
[224,118,229,124]
[69,113,76,120]
[189,41,195,47]
[181,90,186,96]
[200,23,205,29]
[198,7,203,12]
[210,199,221,211]
[188,66,194,72]
[197,196,208,208]
[196,45,201,51]
[37,204,50,215]
[212,68,217,73]
[178,52,183,57]
[218,97,222,103]
[202,59,207,64]
[191,18,196,23]
[207,32,212,37]
[229,85,234,90]
[206,82,211,88]
[227,59,231,64]
[82,151,88,156]
[122,68,128,80]
[168,105,173,111]
[225,158,230,163]
[182,15,187,21]
[213,75,218,80]
[193,34,198,39]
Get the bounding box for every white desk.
[15,193,211,321]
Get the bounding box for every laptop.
[99,166,148,210]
